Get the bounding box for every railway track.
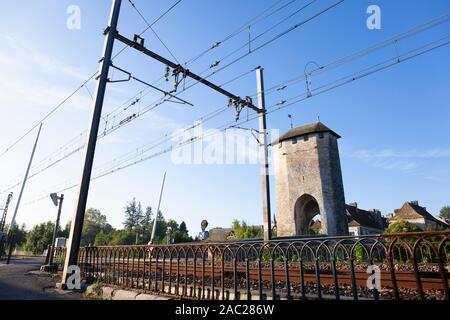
[53,231,450,300]
[79,259,449,292]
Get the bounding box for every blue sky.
[0,0,449,236]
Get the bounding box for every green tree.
[81,208,113,246]
[170,230,192,243]
[385,220,422,233]
[231,219,242,238]
[94,231,113,246]
[6,223,28,249]
[25,221,55,254]
[151,211,167,243]
[167,219,179,232]
[179,221,187,233]
[171,221,193,243]
[241,225,262,239]
[138,206,154,242]
[60,222,71,238]
[123,198,143,230]
[439,206,450,220]
[141,206,153,226]
[110,229,136,245]
[231,219,262,239]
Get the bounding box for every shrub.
[385,220,422,234]
[86,279,103,299]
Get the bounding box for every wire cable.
[21,35,449,206]
[0,0,183,161]
[185,0,299,65]
[128,0,181,64]
[3,10,448,194]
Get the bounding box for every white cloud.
[0,76,93,112]
[350,148,450,159]
[0,33,90,81]
[344,147,450,175]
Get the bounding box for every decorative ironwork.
[53,231,450,300]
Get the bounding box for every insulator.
[210,61,220,68]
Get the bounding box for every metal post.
[256,67,272,241]
[48,194,64,266]
[62,0,122,285]
[4,120,41,265]
[0,192,13,232]
[44,244,51,265]
[150,171,167,244]
[8,123,43,237]
[6,234,15,264]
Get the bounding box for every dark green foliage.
[385,220,422,234]
[231,219,262,239]
[25,221,54,254]
[109,229,136,245]
[162,219,193,244]
[22,197,194,248]
[6,223,28,249]
[123,198,143,230]
[152,211,167,243]
[81,208,113,246]
[353,244,367,263]
[94,231,113,246]
[167,219,178,231]
[439,206,450,220]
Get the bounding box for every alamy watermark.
[366,264,381,291]
[366,5,381,30]
[65,265,81,290]
[170,121,279,174]
[67,5,81,30]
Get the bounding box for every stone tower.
[273,121,348,236]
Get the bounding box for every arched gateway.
[294,194,321,235]
[273,121,348,236]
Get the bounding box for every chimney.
[369,209,382,227]
[411,200,419,206]
[349,202,358,208]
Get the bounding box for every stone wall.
[274,132,348,236]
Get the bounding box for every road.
[0,257,83,300]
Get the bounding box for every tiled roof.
[392,202,450,228]
[272,121,340,145]
[346,205,386,230]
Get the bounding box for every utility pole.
[0,192,12,259]
[256,67,272,241]
[6,122,42,264]
[0,192,13,232]
[150,171,166,244]
[113,33,259,118]
[42,193,64,271]
[61,0,257,283]
[61,0,122,285]
[8,123,43,236]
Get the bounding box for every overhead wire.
[0,0,183,160]
[21,34,450,206]
[2,0,337,176]
[185,0,299,65]
[178,0,346,93]
[3,10,449,195]
[127,0,181,64]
